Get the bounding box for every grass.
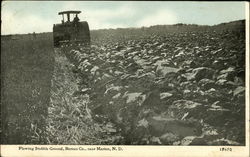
[1,34,54,144]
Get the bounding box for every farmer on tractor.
[53,10,90,47]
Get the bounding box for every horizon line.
[1,19,245,36]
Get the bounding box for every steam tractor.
[53,10,90,47]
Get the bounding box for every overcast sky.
[1,1,246,35]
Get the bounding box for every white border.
[245,0,250,153]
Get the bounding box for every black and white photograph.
[1,1,249,156]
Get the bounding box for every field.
[1,33,54,143]
[1,20,246,145]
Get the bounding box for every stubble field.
[1,20,246,145]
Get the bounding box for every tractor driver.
[73,14,80,23]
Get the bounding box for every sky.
[1,1,246,35]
